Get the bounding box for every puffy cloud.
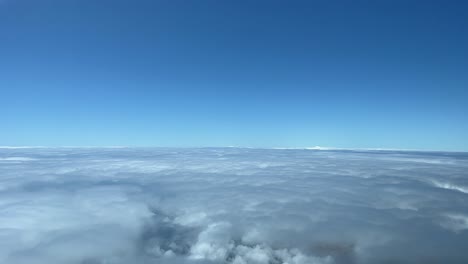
[0,147,468,264]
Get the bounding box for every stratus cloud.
[0,147,468,264]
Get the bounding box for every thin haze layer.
[1,148,468,264]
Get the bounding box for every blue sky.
[1,0,467,150]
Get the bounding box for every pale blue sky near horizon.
[1,0,467,151]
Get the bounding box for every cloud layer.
[1,147,468,264]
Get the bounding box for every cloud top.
[0,148,468,264]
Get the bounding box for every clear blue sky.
[1,0,467,150]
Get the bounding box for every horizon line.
[0,145,467,153]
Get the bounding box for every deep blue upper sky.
[1,0,467,150]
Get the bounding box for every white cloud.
[0,157,37,161]
[431,180,468,194]
[0,148,467,263]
